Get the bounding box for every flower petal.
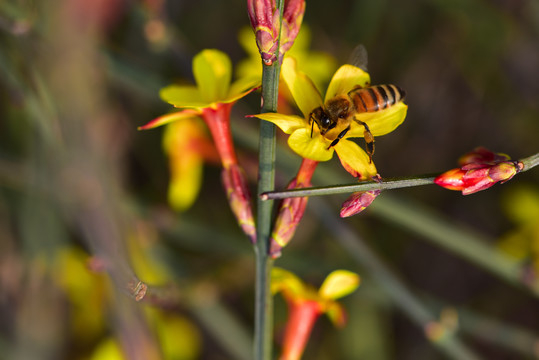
[271,267,306,299]
[248,113,306,134]
[334,140,377,179]
[163,119,207,211]
[282,57,323,118]
[159,85,207,109]
[227,75,261,103]
[138,109,201,130]
[193,49,232,102]
[347,102,408,137]
[325,302,347,328]
[324,64,370,102]
[288,128,334,161]
[319,270,360,300]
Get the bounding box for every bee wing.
[325,45,370,100]
[347,44,368,72]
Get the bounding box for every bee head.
[309,106,334,137]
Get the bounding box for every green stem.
[261,151,539,200]
[520,151,539,171]
[261,174,436,200]
[254,1,284,356]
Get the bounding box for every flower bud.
[269,178,308,257]
[435,147,523,195]
[458,146,509,166]
[340,190,381,218]
[433,168,467,191]
[269,159,317,258]
[222,164,256,243]
[247,0,305,65]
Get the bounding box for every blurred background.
[1,0,539,359]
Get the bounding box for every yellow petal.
[227,75,261,103]
[325,302,347,328]
[347,102,408,137]
[319,270,360,300]
[281,57,323,118]
[238,27,261,57]
[90,338,125,360]
[288,128,334,162]
[236,28,263,80]
[138,109,201,130]
[159,85,207,109]
[271,267,306,298]
[163,119,206,211]
[156,315,202,359]
[193,49,231,102]
[249,113,306,134]
[324,64,370,102]
[334,140,377,179]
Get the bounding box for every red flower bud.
[340,190,381,218]
[270,158,317,258]
[433,168,467,191]
[222,164,257,243]
[435,147,523,195]
[247,0,305,65]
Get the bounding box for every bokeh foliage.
[1,0,538,359]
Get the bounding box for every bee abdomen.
[350,84,405,113]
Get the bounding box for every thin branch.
[520,152,539,171]
[261,151,539,200]
[261,174,436,200]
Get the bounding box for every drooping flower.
[434,147,524,195]
[271,268,360,360]
[247,0,306,65]
[250,57,408,181]
[139,49,260,242]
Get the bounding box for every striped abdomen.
[349,84,405,113]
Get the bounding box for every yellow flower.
[272,268,360,360]
[140,49,260,242]
[251,57,408,179]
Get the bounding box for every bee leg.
[354,119,375,163]
[327,125,350,149]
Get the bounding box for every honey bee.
[308,46,406,162]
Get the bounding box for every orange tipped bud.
[247,0,305,65]
[433,168,467,191]
[222,164,256,243]
[340,190,381,218]
[435,147,523,195]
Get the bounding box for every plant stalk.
[254,2,283,356]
